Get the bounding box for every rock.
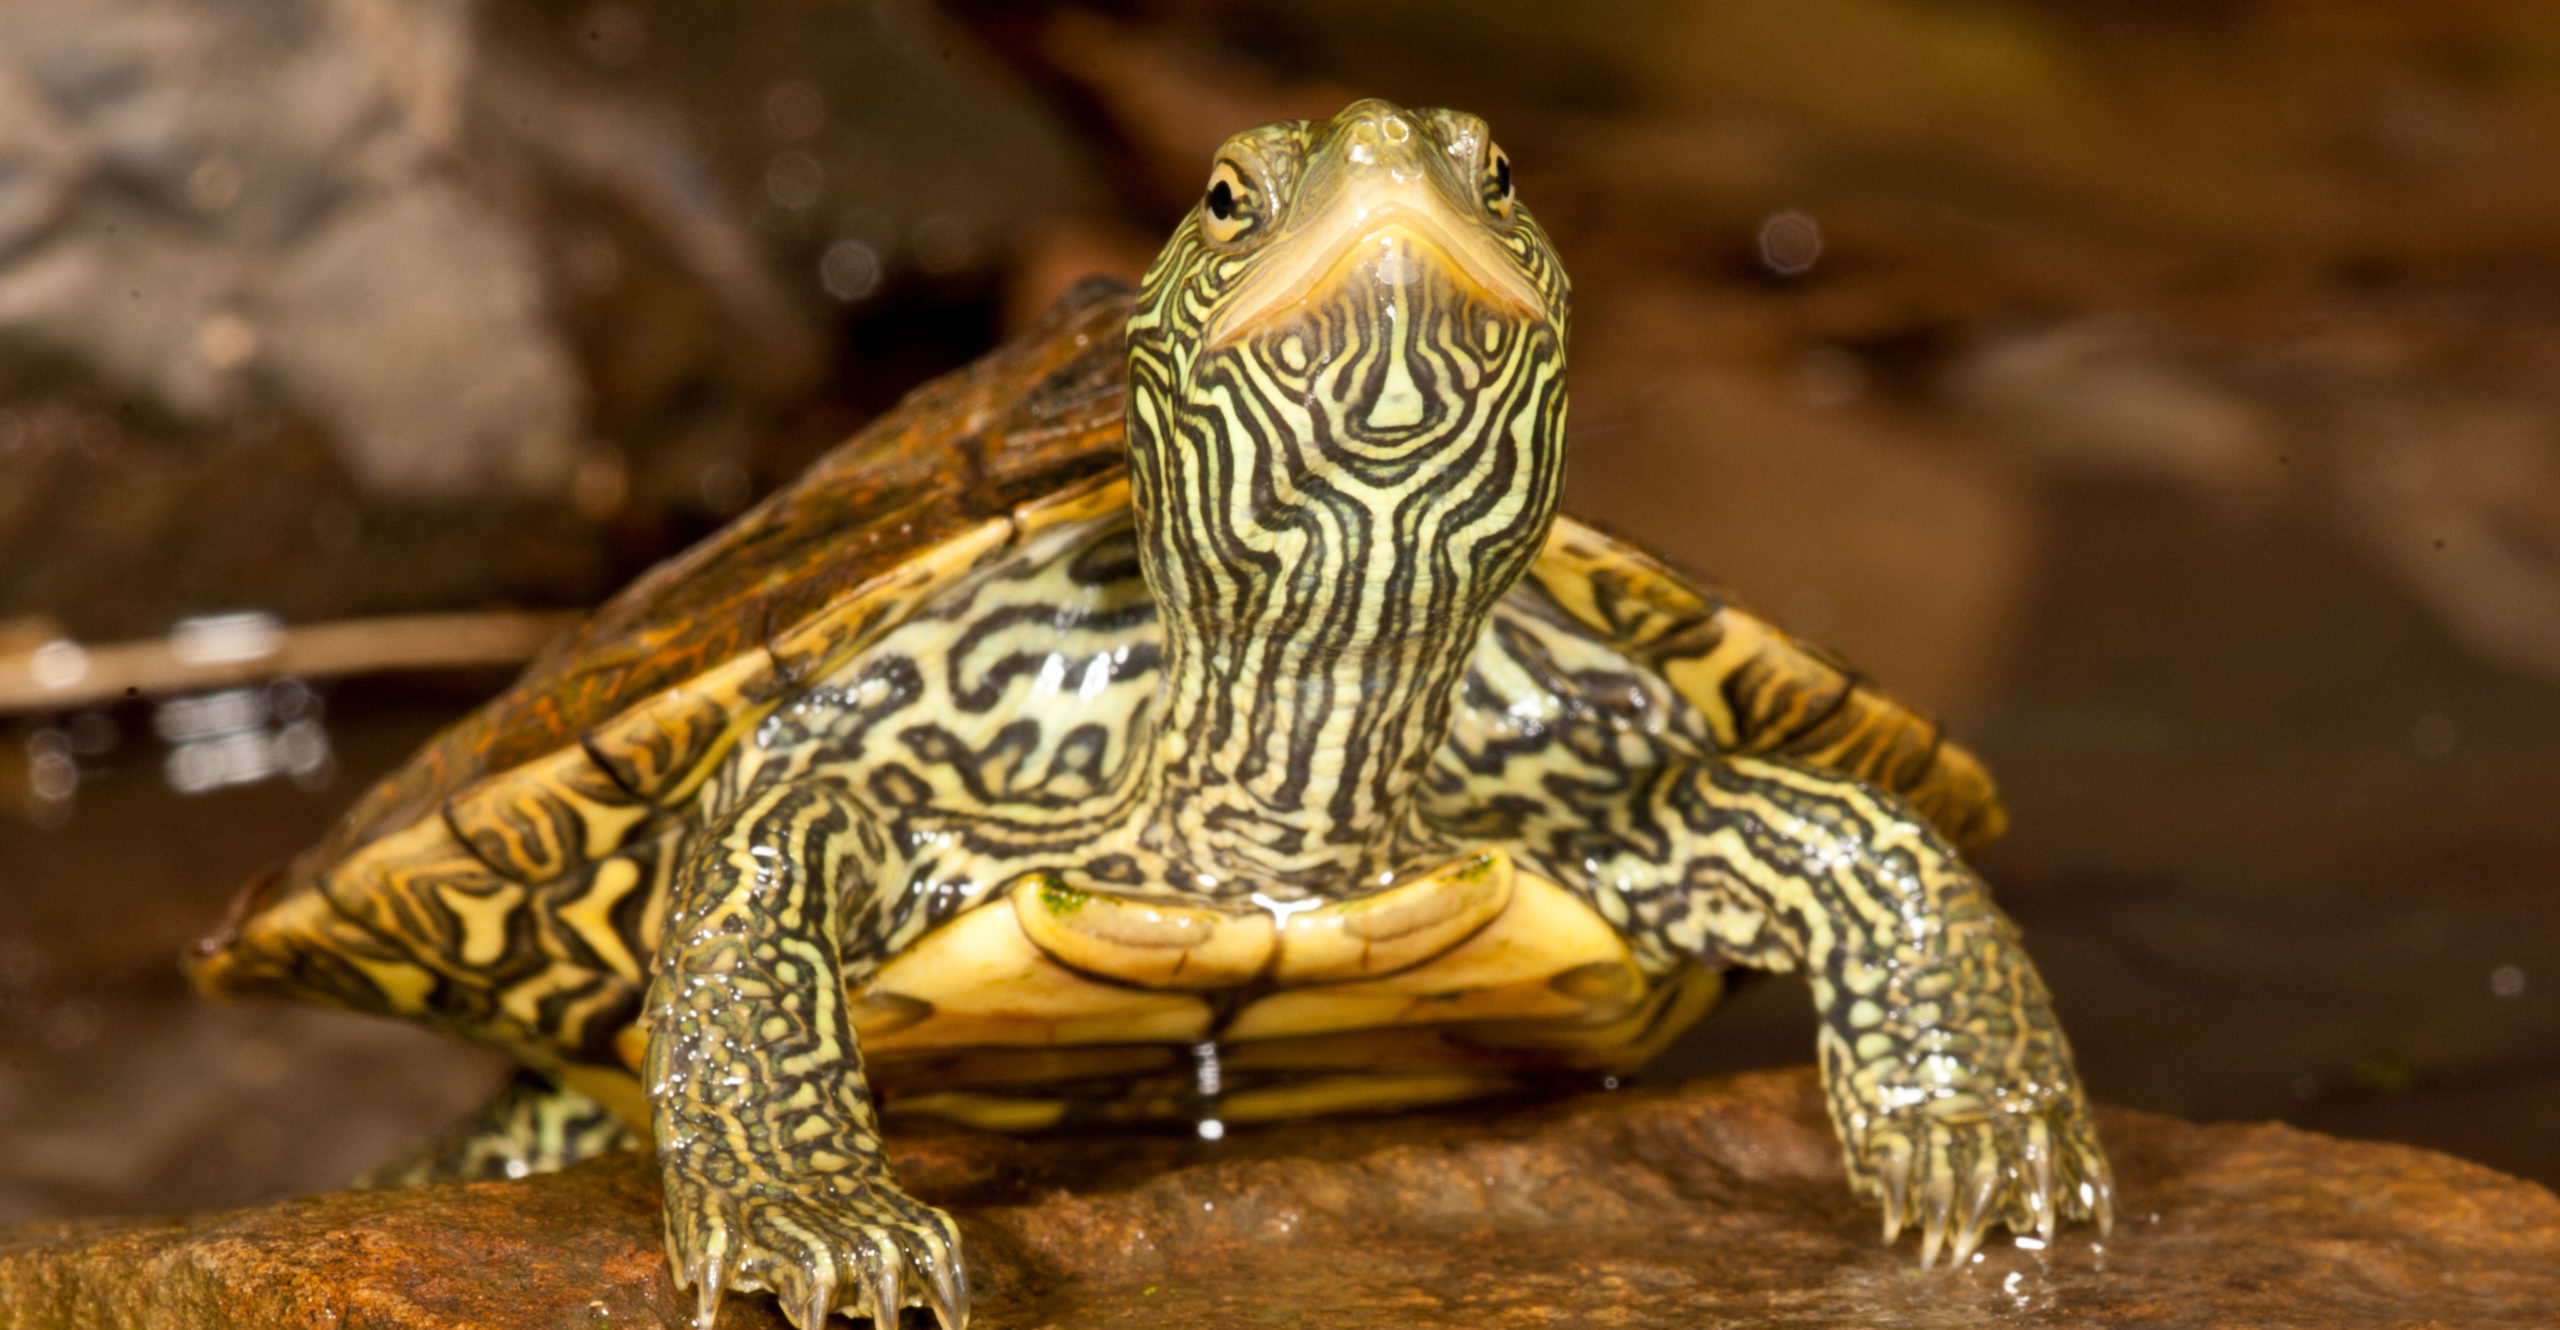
[6,1068,2557,1328]
[0,0,1096,639]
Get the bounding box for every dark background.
[3,0,2555,1222]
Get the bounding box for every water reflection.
[155,680,334,797]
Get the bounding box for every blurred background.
[2,0,2556,1222]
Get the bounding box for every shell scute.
[197,880,444,1020]
[1527,523,1725,657]
[534,830,674,985]
[765,513,1016,685]
[579,698,724,806]
[501,961,641,1068]
[321,818,517,967]
[441,746,654,885]
[1679,612,1857,752]
[576,645,785,809]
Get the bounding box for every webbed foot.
[663,1162,969,1330]
[1842,1085,2115,1268]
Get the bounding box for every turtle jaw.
[1204,195,1548,353]
[1203,98,1556,352]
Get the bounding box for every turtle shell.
[190,274,2005,1086]
[189,278,1140,1061]
[334,277,1136,868]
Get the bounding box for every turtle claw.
[2086,1150,2120,1238]
[1915,1144,1956,1268]
[913,1232,972,1330]
[663,1160,966,1329]
[1846,1092,2112,1268]
[667,1191,735,1330]
[789,1270,836,1330]
[1875,1137,1913,1244]
[691,1252,727,1330]
[2023,1117,2058,1244]
[867,1248,905,1330]
[1949,1148,2001,1266]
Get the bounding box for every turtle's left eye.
[1483,144,1516,221]
[1201,160,1258,244]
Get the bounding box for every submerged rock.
[4,1068,2556,1328]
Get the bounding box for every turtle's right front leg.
[647,779,968,1330]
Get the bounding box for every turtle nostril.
[1381,114,1410,144]
[1346,119,1382,164]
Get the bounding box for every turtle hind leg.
[359,1067,641,1186]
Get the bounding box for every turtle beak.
[1206,127,1544,349]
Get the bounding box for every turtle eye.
[1483,144,1516,221]
[1201,160,1257,244]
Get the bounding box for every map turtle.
[192,99,2111,1330]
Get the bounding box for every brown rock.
[6,1068,2557,1329]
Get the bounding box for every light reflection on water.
[155,680,334,797]
[9,612,342,824]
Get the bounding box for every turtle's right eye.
[1481,144,1516,222]
[1201,161,1258,244]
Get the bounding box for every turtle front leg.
[647,779,968,1330]
[1625,755,2114,1265]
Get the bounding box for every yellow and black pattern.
[358,1069,639,1186]
[1437,640,2113,1262]
[1529,521,2007,850]
[1640,759,2107,1264]
[1120,100,1571,891]
[1439,585,2111,1266]
[645,779,967,1330]
[188,100,2108,1330]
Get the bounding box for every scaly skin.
[1633,757,2111,1264]
[645,780,967,1330]
[357,1070,638,1187]
[1429,608,2109,1261]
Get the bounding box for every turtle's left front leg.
[1608,754,2114,1265]
[647,778,968,1330]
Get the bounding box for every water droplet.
[764,151,826,210]
[821,239,882,302]
[1758,210,1823,277]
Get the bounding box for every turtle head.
[1123,101,1570,881]
[1126,99,1571,650]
